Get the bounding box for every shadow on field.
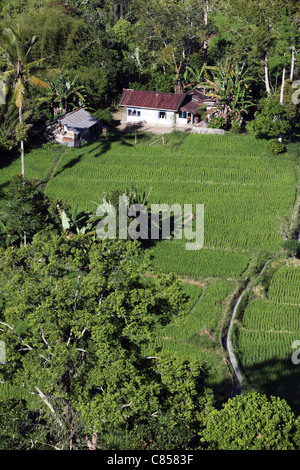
[0,149,19,171]
[52,153,84,178]
[85,123,150,159]
[130,213,183,250]
[0,181,10,200]
[239,358,300,415]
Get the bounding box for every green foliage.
[0,398,48,450]
[0,101,20,151]
[15,121,28,143]
[0,232,212,449]
[154,280,234,352]
[282,239,300,257]
[197,103,207,122]
[203,60,254,127]
[40,71,89,118]
[201,392,299,450]
[266,139,287,155]
[93,108,113,127]
[230,119,243,134]
[247,95,292,139]
[0,0,298,132]
[0,24,50,176]
[0,175,60,247]
[208,116,225,129]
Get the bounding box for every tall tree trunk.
[85,432,98,450]
[280,63,286,106]
[290,45,295,81]
[203,1,209,66]
[264,53,271,94]
[18,105,25,183]
[279,62,286,143]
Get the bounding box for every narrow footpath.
[226,259,272,397]
[226,289,245,397]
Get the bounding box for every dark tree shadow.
[0,149,19,171]
[237,357,300,415]
[0,181,10,202]
[52,153,84,178]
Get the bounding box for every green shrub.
[93,108,113,126]
[230,119,243,134]
[208,116,225,129]
[198,104,207,122]
[266,139,286,155]
[282,239,300,257]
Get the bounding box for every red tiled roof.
[119,89,186,111]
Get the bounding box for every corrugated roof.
[180,89,218,113]
[57,108,99,133]
[119,89,186,111]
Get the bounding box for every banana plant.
[183,64,217,90]
[57,204,94,236]
[39,71,89,119]
[201,59,254,127]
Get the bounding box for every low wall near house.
[192,127,225,135]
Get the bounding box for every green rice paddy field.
[233,262,300,413]
[1,131,299,408]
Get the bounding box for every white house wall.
[126,108,176,126]
[176,116,188,125]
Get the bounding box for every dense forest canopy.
[0,0,299,152]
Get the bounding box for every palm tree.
[0,26,49,182]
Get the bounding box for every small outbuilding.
[45,108,102,147]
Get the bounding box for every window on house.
[179,111,187,119]
[128,108,141,117]
[159,111,166,119]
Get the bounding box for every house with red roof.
[119,88,218,127]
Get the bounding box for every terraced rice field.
[38,133,297,280]
[234,264,300,412]
[1,131,298,405]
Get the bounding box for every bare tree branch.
[35,386,64,430]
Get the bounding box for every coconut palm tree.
[0,26,49,182]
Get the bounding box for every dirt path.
[43,149,68,193]
[226,259,272,397]
[226,289,246,396]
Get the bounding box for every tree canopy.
[0,0,298,137]
[0,229,213,449]
[201,392,300,450]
